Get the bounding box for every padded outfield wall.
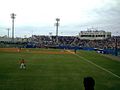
[57,45,120,56]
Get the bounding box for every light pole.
[115,36,118,56]
[11,13,16,42]
[7,28,10,38]
[115,31,119,56]
[55,18,60,44]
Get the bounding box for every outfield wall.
[57,45,120,56]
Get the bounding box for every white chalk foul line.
[66,50,120,79]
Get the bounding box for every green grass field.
[0,48,120,90]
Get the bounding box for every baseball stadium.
[0,0,120,89]
[0,30,120,90]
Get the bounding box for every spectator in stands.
[83,77,95,90]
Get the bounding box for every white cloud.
[0,0,120,37]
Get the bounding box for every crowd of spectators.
[31,35,120,49]
[0,41,27,48]
[0,35,120,49]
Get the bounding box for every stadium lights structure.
[10,13,16,42]
[55,18,60,44]
[115,36,118,56]
[6,28,10,38]
[0,27,10,38]
[115,31,120,56]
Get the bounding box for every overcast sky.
[0,0,120,37]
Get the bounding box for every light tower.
[115,32,119,56]
[6,28,10,38]
[55,18,60,44]
[11,13,16,42]
[115,36,118,56]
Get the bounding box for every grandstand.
[79,28,111,40]
[0,29,120,55]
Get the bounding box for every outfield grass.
[0,48,120,90]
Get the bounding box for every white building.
[79,29,111,40]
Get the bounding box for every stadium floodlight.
[115,36,118,56]
[10,13,16,42]
[115,31,119,56]
[55,18,60,44]
[6,28,10,38]
[56,18,60,22]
